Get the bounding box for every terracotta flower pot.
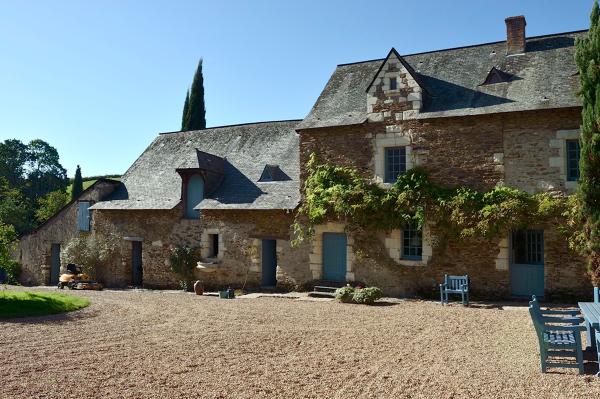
[194,280,204,296]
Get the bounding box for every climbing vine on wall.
[294,153,574,246]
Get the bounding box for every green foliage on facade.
[297,154,570,244]
[169,245,200,290]
[71,165,83,200]
[575,0,600,285]
[36,190,70,224]
[61,232,122,279]
[182,59,206,131]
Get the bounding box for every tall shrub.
[71,165,83,200]
[169,246,200,290]
[182,59,206,131]
[575,0,600,285]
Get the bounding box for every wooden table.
[578,302,600,352]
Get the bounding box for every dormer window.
[185,174,204,219]
[389,77,397,91]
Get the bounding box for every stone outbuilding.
[18,179,120,285]
[88,120,308,289]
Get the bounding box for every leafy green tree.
[0,222,20,284]
[0,139,28,187]
[71,165,83,200]
[36,190,70,224]
[24,139,68,203]
[0,177,31,234]
[181,89,190,130]
[183,59,206,131]
[575,0,600,286]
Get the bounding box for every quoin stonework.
[18,16,591,299]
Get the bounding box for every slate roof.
[297,30,586,130]
[91,120,301,211]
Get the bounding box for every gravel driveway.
[1,287,599,398]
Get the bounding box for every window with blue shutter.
[566,139,580,182]
[384,147,407,183]
[402,224,422,261]
[185,174,204,219]
[77,201,90,231]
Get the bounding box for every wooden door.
[510,230,544,297]
[322,233,347,282]
[132,241,143,286]
[261,239,277,287]
[50,244,61,285]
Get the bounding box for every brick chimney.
[505,15,526,55]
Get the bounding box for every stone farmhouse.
[19,16,591,298]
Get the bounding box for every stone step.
[313,285,340,293]
[307,290,336,298]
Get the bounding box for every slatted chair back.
[445,275,468,290]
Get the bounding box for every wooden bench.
[529,300,585,374]
[530,295,582,325]
[439,274,469,306]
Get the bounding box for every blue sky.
[0,0,594,177]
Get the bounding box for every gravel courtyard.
[1,287,600,398]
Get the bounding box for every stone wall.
[18,180,119,285]
[298,108,590,298]
[92,208,310,289]
[502,108,581,193]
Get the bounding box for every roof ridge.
[159,119,302,135]
[337,28,588,67]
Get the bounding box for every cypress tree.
[181,89,190,130]
[71,165,83,200]
[185,59,206,130]
[575,0,600,286]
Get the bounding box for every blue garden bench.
[530,295,582,325]
[439,274,469,306]
[529,299,585,374]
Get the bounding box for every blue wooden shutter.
[78,201,90,231]
[185,174,204,219]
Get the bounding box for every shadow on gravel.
[0,307,96,325]
[371,301,400,307]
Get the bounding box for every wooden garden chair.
[439,274,469,306]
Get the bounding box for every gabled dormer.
[480,67,513,85]
[258,164,290,182]
[367,48,426,122]
[176,149,225,219]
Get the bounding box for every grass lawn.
[0,290,90,319]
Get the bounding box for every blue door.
[510,230,544,297]
[322,233,347,282]
[50,244,61,285]
[261,239,277,287]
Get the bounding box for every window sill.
[398,258,426,267]
[196,258,220,273]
